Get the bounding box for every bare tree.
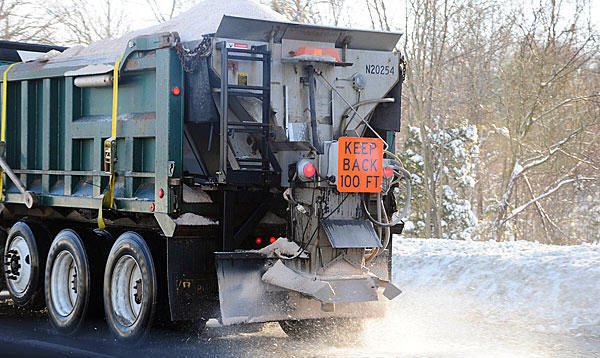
[146,0,177,23]
[44,0,130,45]
[488,0,600,240]
[364,0,390,31]
[402,0,459,239]
[145,0,199,23]
[0,0,54,43]
[269,0,323,23]
[327,0,346,26]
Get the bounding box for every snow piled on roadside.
[392,237,600,337]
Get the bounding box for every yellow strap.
[1,62,19,142]
[0,62,20,201]
[111,53,124,138]
[98,54,125,230]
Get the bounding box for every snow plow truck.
[0,14,409,341]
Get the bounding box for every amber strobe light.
[295,47,341,62]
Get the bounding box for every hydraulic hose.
[341,98,395,134]
[365,202,390,262]
[306,66,323,154]
[313,69,389,150]
[363,166,412,227]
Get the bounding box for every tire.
[279,318,365,341]
[3,222,46,308]
[45,229,90,334]
[103,232,156,342]
[0,230,7,291]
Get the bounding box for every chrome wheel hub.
[111,255,143,327]
[50,251,78,317]
[5,236,32,296]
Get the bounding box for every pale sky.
[96,0,599,42]
[115,0,402,34]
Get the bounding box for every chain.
[399,53,407,83]
[175,36,211,73]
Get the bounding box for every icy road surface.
[1,237,599,357]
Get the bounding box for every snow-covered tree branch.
[504,177,595,223]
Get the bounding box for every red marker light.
[255,237,262,245]
[269,236,277,244]
[384,167,394,178]
[172,87,181,96]
[302,163,316,178]
[149,203,155,212]
[158,189,164,198]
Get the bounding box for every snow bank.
[56,0,285,60]
[392,237,600,336]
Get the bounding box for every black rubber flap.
[322,219,382,248]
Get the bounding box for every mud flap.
[215,252,290,325]
[215,252,396,325]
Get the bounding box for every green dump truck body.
[0,33,182,216]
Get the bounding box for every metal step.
[227,85,269,91]
[227,121,267,127]
[217,41,278,184]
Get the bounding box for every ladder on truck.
[216,42,280,185]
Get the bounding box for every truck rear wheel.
[103,232,156,342]
[0,230,7,291]
[45,229,90,334]
[3,222,46,308]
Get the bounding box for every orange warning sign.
[337,137,384,193]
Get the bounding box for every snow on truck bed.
[56,0,284,61]
[391,237,600,337]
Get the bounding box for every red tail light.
[255,237,262,245]
[269,236,277,244]
[297,159,317,182]
[384,167,394,179]
[303,163,316,178]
